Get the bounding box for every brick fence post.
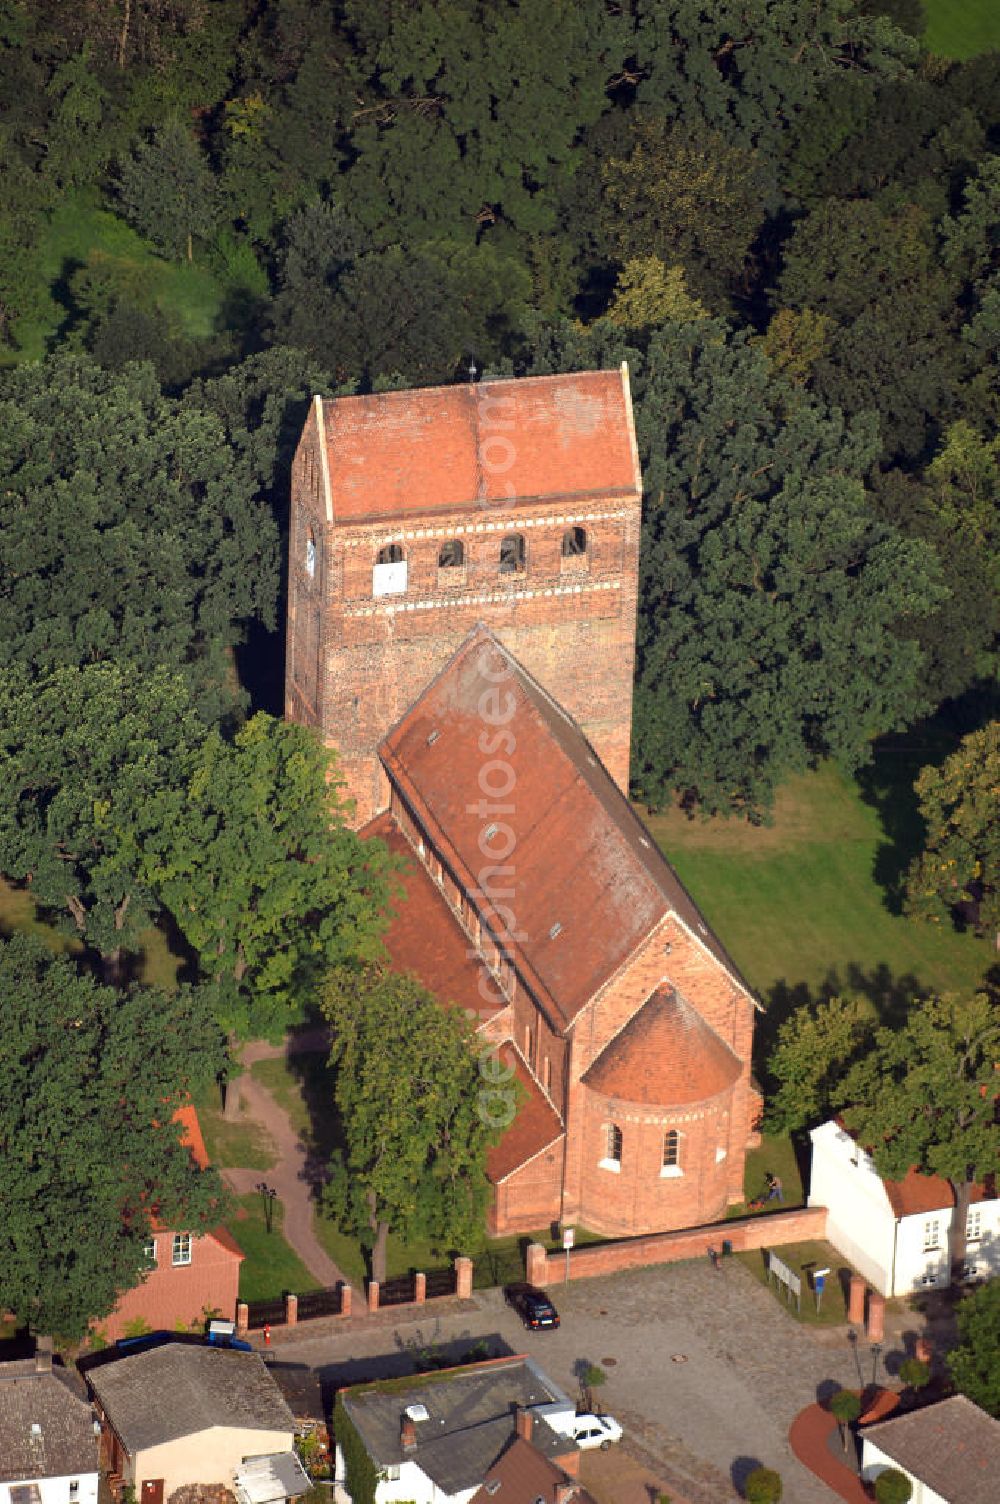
[454,1257,473,1299]
[341,1284,353,1318]
[236,1301,249,1335]
[367,1280,380,1314]
[414,1273,426,1305]
[848,1273,866,1324]
[285,1292,298,1326]
[525,1242,549,1288]
[866,1290,885,1343]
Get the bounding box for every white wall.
[809,1122,897,1294]
[861,1437,947,1504]
[334,1447,479,1504]
[895,1200,1000,1296]
[1,1476,99,1504]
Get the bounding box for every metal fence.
[376,1272,417,1306]
[296,1284,344,1320]
[245,1296,287,1329]
[423,1266,457,1299]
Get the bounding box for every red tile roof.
[174,1103,210,1170]
[583,985,741,1105]
[319,371,640,523]
[883,1167,993,1219]
[469,1437,589,1504]
[361,812,505,1021]
[380,629,752,1028]
[486,1045,564,1184]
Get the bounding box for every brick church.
[285,369,761,1238]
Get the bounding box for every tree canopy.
[948,1279,1000,1418]
[0,934,225,1339]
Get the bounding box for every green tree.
[829,1389,862,1452]
[0,355,278,722]
[873,1471,913,1504]
[948,1279,1000,1418]
[767,993,1000,1280]
[897,1357,931,1392]
[0,934,225,1339]
[905,722,1000,944]
[605,258,709,331]
[631,319,943,816]
[116,120,219,262]
[142,715,395,1036]
[0,663,204,969]
[743,1465,782,1503]
[320,967,497,1283]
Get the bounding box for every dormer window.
[305,527,317,579]
[499,534,525,574]
[373,543,407,596]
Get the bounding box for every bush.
[744,1466,782,1503]
[874,1468,913,1504]
[898,1357,931,1390]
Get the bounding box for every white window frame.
[143,1237,157,1263]
[172,1232,192,1266]
[599,1122,622,1172]
[661,1129,683,1178]
[922,1218,940,1252]
[966,1207,982,1242]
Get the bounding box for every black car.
[504,1283,560,1330]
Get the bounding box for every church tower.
[285,367,644,827]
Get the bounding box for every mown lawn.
[642,755,991,1009]
[735,1239,859,1327]
[194,1083,279,1173]
[923,0,1000,59]
[7,189,226,362]
[0,876,183,989]
[229,1192,321,1303]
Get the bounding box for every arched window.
[663,1130,680,1169]
[604,1122,623,1165]
[438,539,464,568]
[499,534,525,574]
[305,527,317,579]
[373,542,407,596]
[562,525,587,557]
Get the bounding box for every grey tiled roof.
[0,1360,99,1482]
[862,1395,1000,1504]
[341,1358,572,1496]
[87,1343,294,1452]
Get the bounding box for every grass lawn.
[641,754,991,1009]
[7,189,226,362]
[193,1083,279,1172]
[923,0,1000,59]
[735,1238,860,1326]
[727,1132,807,1218]
[0,877,183,989]
[229,1192,321,1303]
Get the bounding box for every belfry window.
[439,539,464,568]
[561,526,587,557]
[373,543,407,596]
[499,534,525,574]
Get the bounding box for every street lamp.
[871,1342,883,1388]
[255,1181,277,1235]
[847,1329,863,1385]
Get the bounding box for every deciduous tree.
[948,1279,1000,1418]
[0,934,225,1339]
[320,967,497,1283]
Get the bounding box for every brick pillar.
[454,1257,473,1299]
[866,1290,885,1343]
[285,1293,298,1326]
[848,1273,866,1324]
[236,1302,249,1335]
[525,1242,549,1288]
[367,1281,380,1314]
[341,1284,353,1318]
[414,1272,426,1305]
[915,1334,933,1365]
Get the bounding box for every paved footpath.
[252,1261,902,1504]
[223,1028,349,1289]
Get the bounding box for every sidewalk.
[789,1405,871,1503]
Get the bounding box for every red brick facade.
[286,372,760,1241]
[285,371,643,827]
[99,1225,243,1342]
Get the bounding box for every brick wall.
[526,1206,829,1285]
[98,1230,242,1341]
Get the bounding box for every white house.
[861,1394,1000,1503]
[336,1356,584,1504]
[0,1346,100,1504]
[808,1119,999,1296]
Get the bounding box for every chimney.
[515,1406,533,1443]
[34,1337,53,1376]
[400,1417,418,1453]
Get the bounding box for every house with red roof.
[286,370,761,1238]
[809,1118,999,1294]
[95,1106,243,1342]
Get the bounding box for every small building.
[861,1394,1000,1503]
[0,1343,100,1504]
[808,1119,999,1295]
[97,1106,244,1343]
[336,1355,591,1504]
[86,1342,308,1502]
